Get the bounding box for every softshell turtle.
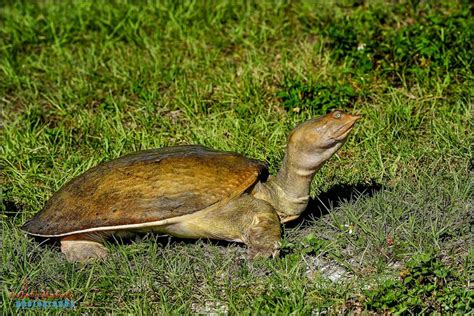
[22,110,360,262]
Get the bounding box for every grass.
[1,0,473,314]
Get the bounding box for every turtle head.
[286,110,361,172]
[255,110,361,221]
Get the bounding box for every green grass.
[1,0,473,314]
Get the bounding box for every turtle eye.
[334,111,342,119]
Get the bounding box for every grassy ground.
[1,0,473,314]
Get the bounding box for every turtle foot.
[60,239,109,263]
[243,208,281,260]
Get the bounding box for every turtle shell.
[22,145,268,237]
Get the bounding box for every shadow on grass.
[1,197,23,218]
[285,181,383,229]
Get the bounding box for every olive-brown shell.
[22,145,268,237]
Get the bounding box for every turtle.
[22,110,360,262]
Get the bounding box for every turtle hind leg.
[242,198,281,259]
[60,233,109,263]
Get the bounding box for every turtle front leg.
[241,198,281,259]
[164,194,281,259]
[60,233,109,263]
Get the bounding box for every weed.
[277,80,356,114]
[362,253,473,314]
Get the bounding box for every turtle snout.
[348,113,362,122]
